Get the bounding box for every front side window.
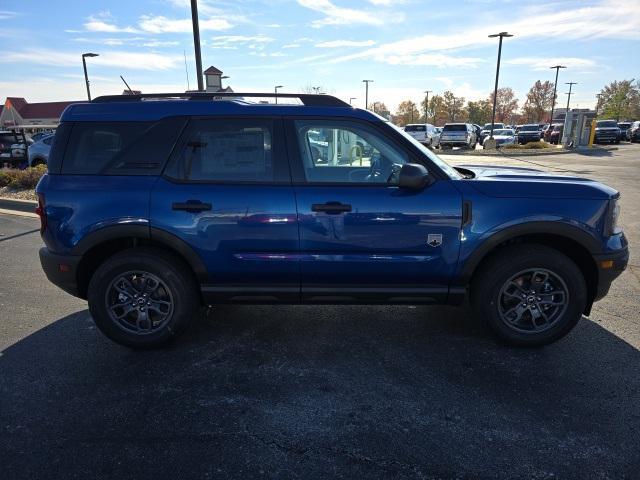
[294,120,409,184]
[165,119,273,182]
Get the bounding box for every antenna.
[120,75,134,95]
[183,50,191,91]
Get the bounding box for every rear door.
[150,116,300,302]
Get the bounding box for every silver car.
[28,133,54,167]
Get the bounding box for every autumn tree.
[427,94,447,125]
[442,90,466,122]
[466,99,492,125]
[597,79,640,121]
[522,80,555,123]
[488,87,518,123]
[369,101,390,119]
[394,100,420,126]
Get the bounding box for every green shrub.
[0,164,47,190]
[503,142,553,150]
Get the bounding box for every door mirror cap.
[398,163,431,190]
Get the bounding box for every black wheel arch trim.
[456,221,602,286]
[70,224,208,282]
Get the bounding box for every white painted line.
[0,208,38,218]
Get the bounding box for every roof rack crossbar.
[91,92,350,107]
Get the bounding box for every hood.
[493,135,514,141]
[456,164,618,199]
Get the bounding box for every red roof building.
[0,97,81,127]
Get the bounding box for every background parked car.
[404,123,436,146]
[549,124,563,144]
[28,133,55,167]
[617,122,631,141]
[0,129,31,167]
[517,124,542,144]
[594,120,621,144]
[479,122,504,145]
[628,121,640,142]
[491,128,516,147]
[432,127,442,148]
[439,123,477,149]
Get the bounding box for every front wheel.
[88,247,200,348]
[471,245,587,346]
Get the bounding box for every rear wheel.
[471,245,587,346]
[87,247,200,348]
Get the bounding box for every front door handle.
[172,200,212,212]
[311,202,352,214]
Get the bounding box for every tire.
[470,245,587,347]
[87,247,200,348]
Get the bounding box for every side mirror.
[398,163,431,190]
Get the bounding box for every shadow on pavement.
[1,305,638,479]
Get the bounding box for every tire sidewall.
[88,250,198,348]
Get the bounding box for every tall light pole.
[565,82,577,114]
[349,97,357,105]
[362,79,373,110]
[424,90,431,123]
[488,32,513,141]
[595,93,602,116]
[190,0,204,91]
[82,53,99,101]
[549,65,566,124]
[274,85,283,104]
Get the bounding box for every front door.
[286,118,462,303]
[150,117,299,302]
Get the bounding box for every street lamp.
[190,0,204,91]
[362,79,373,110]
[424,90,432,123]
[488,32,513,141]
[349,97,357,105]
[549,65,566,124]
[565,82,577,114]
[274,85,283,104]
[82,53,99,101]
[595,93,602,116]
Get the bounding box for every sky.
[0,0,638,112]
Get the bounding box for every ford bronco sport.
[36,92,628,348]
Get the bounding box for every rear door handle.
[172,200,212,212]
[311,202,352,214]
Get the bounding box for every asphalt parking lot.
[1,144,639,479]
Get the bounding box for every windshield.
[520,125,538,131]
[597,120,618,128]
[483,123,503,130]
[405,125,426,132]
[388,122,462,179]
[494,129,514,136]
[443,124,466,132]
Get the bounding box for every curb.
[0,196,38,217]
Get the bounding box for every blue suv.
[36,92,628,348]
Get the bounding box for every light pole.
[362,79,373,110]
[190,0,204,91]
[349,97,356,105]
[565,82,577,114]
[274,85,283,104]
[82,53,99,101]
[595,93,602,116]
[424,90,431,123]
[488,32,513,141]
[549,65,566,124]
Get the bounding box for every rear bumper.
[39,247,83,298]
[593,246,629,301]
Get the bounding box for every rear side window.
[164,118,278,183]
[61,118,186,175]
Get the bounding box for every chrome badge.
[427,234,443,247]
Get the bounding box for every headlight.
[605,198,621,236]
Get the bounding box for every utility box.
[562,109,597,147]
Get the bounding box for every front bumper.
[592,246,629,301]
[39,247,83,298]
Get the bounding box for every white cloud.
[505,57,597,71]
[383,53,484,68]
[84,13,140,33]
[315,40,376,48]
[138,15,232,33]
[282,43,301,49]
[0,10,18,20]
[297,0,403,27]
[0,49,182,71]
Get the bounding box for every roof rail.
[91,92,351,108]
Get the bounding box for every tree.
[442,90,465,122]
[394,100,420,126]
[427,95,447,125]
[369,101,390,119]
[466,99,492,125]
[488,87,518,123]
[598,79,640,121]
[522,80,555,123]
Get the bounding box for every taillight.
[35,193,47,234]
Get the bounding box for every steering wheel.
[365,152,385,182]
